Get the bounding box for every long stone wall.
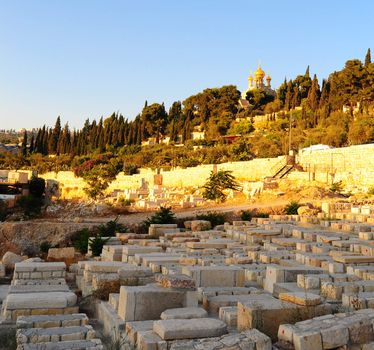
[28,144,374,199]
[40,156,285,199]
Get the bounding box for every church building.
[239,65,275,109]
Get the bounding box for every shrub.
[284,201,301,215]
[89,235,110,257]
[144,206,176,227]
[118,197,135,207]
[368,187,374,196]
[29,176,46,198]
[330,181,343,193]
[17,195,43,218]
[240,210,252,221]
[196,212,226,227]
[254,212,269,218]
[71,228,90,254]
[0,327,17,349]
[98,218,127,237]
[40,241,51,254]
[123,163,139,175]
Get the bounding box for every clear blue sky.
[0,0,373,130]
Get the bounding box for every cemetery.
[1,201,374,349]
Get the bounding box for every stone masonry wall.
[40,156,285,199]
[293,143,374,189]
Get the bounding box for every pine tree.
[365,48,371,67]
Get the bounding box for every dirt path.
[115,198,295,226]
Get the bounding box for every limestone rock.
[47,247,75,260]
[190,220,211,232]
[2,251,25,270]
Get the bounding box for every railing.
[269,157,287,177]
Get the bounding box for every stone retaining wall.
[40,156,285,199]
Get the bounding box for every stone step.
[153,318,227,340]
[17,313,89,329]
[16,325,95,344]
[16,338,103,349]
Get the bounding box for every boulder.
[2,251,25,271]
[190,220,211,232]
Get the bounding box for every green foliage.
[40,241,51,254]
[1,52,374,174]
[246,88,275,110]
[118,197,135,206]
[196,212,226,227]
[330,181,343,193]
[71,228,90,254]
[228,119,254,135]
[284,201,301,215]
[253,212,269,218]
[141,103,168,142]
[348,114,374,145]
[0,326,17,350]
[203,170,241,202]
[17,195,43,218]
[123,163,139,175]
[240,210,252,221]
[144,206,176,227]
[0,200,7,221]
[231,139,253,161]
[29,176,46,198]
[89,235,110,257]
[98,217,127,237]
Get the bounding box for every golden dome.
[248,71,254,81]
[255,65,265,78]
[266,74,272,81]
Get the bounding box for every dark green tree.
[21,130,27,157]
[365,48,371,67]
[202,170,241,202]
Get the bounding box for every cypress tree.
[49,116,62,154]
[29,134,35,154]
[305,65,310,78]
[307,74,321,112]
[21,130,27,157]
[34,128,42,153]
[284,81,293,111]
[365,48,371,67]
